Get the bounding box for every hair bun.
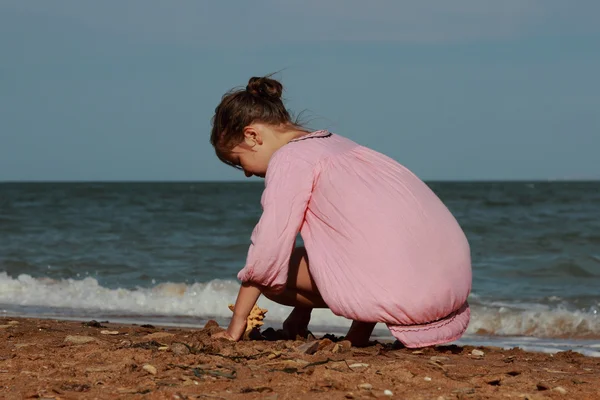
[246,76,283,100]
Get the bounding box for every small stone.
[171,343,190,356]
[430,356,449,363]
[357,383,372,390]
[332,340,352,354]
[267,351,282,359]
[471,349,485,357]
[204,320,219,329]
[143,332,175,340]
[348,363,369,371]
[318,338,333,351]
[64,335,96,344]
[158,346,169,351]
[345,393,355,399]
[424,376,432,381]
[536,383,549,391]
[412,350,424,354]
[486,376,503,386]
[296,341,319,355]
[552,386,567,395]
[142,364,157,375]
[8,321,19,325]
[396,369,415,382]
[100,330,119,335]
[383,390,393,397]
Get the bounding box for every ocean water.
[1,182,599,356]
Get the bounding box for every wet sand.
[1,317,599,399]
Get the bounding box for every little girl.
[210,76,472,348]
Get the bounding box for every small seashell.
[471,349,485,357]
[142,364,157,375]
[553,386,567,395]
[348,363,369,371]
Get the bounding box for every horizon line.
[2,178,599,184]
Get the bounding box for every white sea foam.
[1,273,599,348]
[0,272,352,328]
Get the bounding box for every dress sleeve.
[237,151,314,292]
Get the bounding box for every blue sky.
[1,1,599,181]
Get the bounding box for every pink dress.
[237,130,472,348]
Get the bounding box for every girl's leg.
[262,247,374,346]
[262,247,324,339]
[344,321,377,347]
[262,246,328,308]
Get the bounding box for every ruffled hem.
[387,301,470,348]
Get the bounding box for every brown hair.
[210,75,296,169]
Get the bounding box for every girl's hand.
[213,282,261,342]
[211,330,235,341]
[212,314,248,341]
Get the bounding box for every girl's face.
[225,124,282,178]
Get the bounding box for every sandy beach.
[0,318,598,399]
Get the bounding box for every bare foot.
[282,307,312,339]
[344,320,376,347]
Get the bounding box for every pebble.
[348,363,370,371]
[430,356,449,363]
[8,321,19,325]
[471,349,485,357]
[296,341,319,355]
[536,383,549,391]
[424,376,432,381]
[100,330,119,335]
[318,338,333,351]
[357,383,372,390]
[142,364,157,375]
[332,340,352,354]
[204,320,219,329]
[383,389,393,396]
[64,335,96,344]
[171,342,191,356]
[553,386,567,395]
[143,332,175,340]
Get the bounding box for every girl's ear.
[243,125,263,146]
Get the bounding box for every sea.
[1,181,599,356]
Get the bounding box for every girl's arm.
[237,154,314,291]
[222,282,262,341]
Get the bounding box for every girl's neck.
[273,125,311,145]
